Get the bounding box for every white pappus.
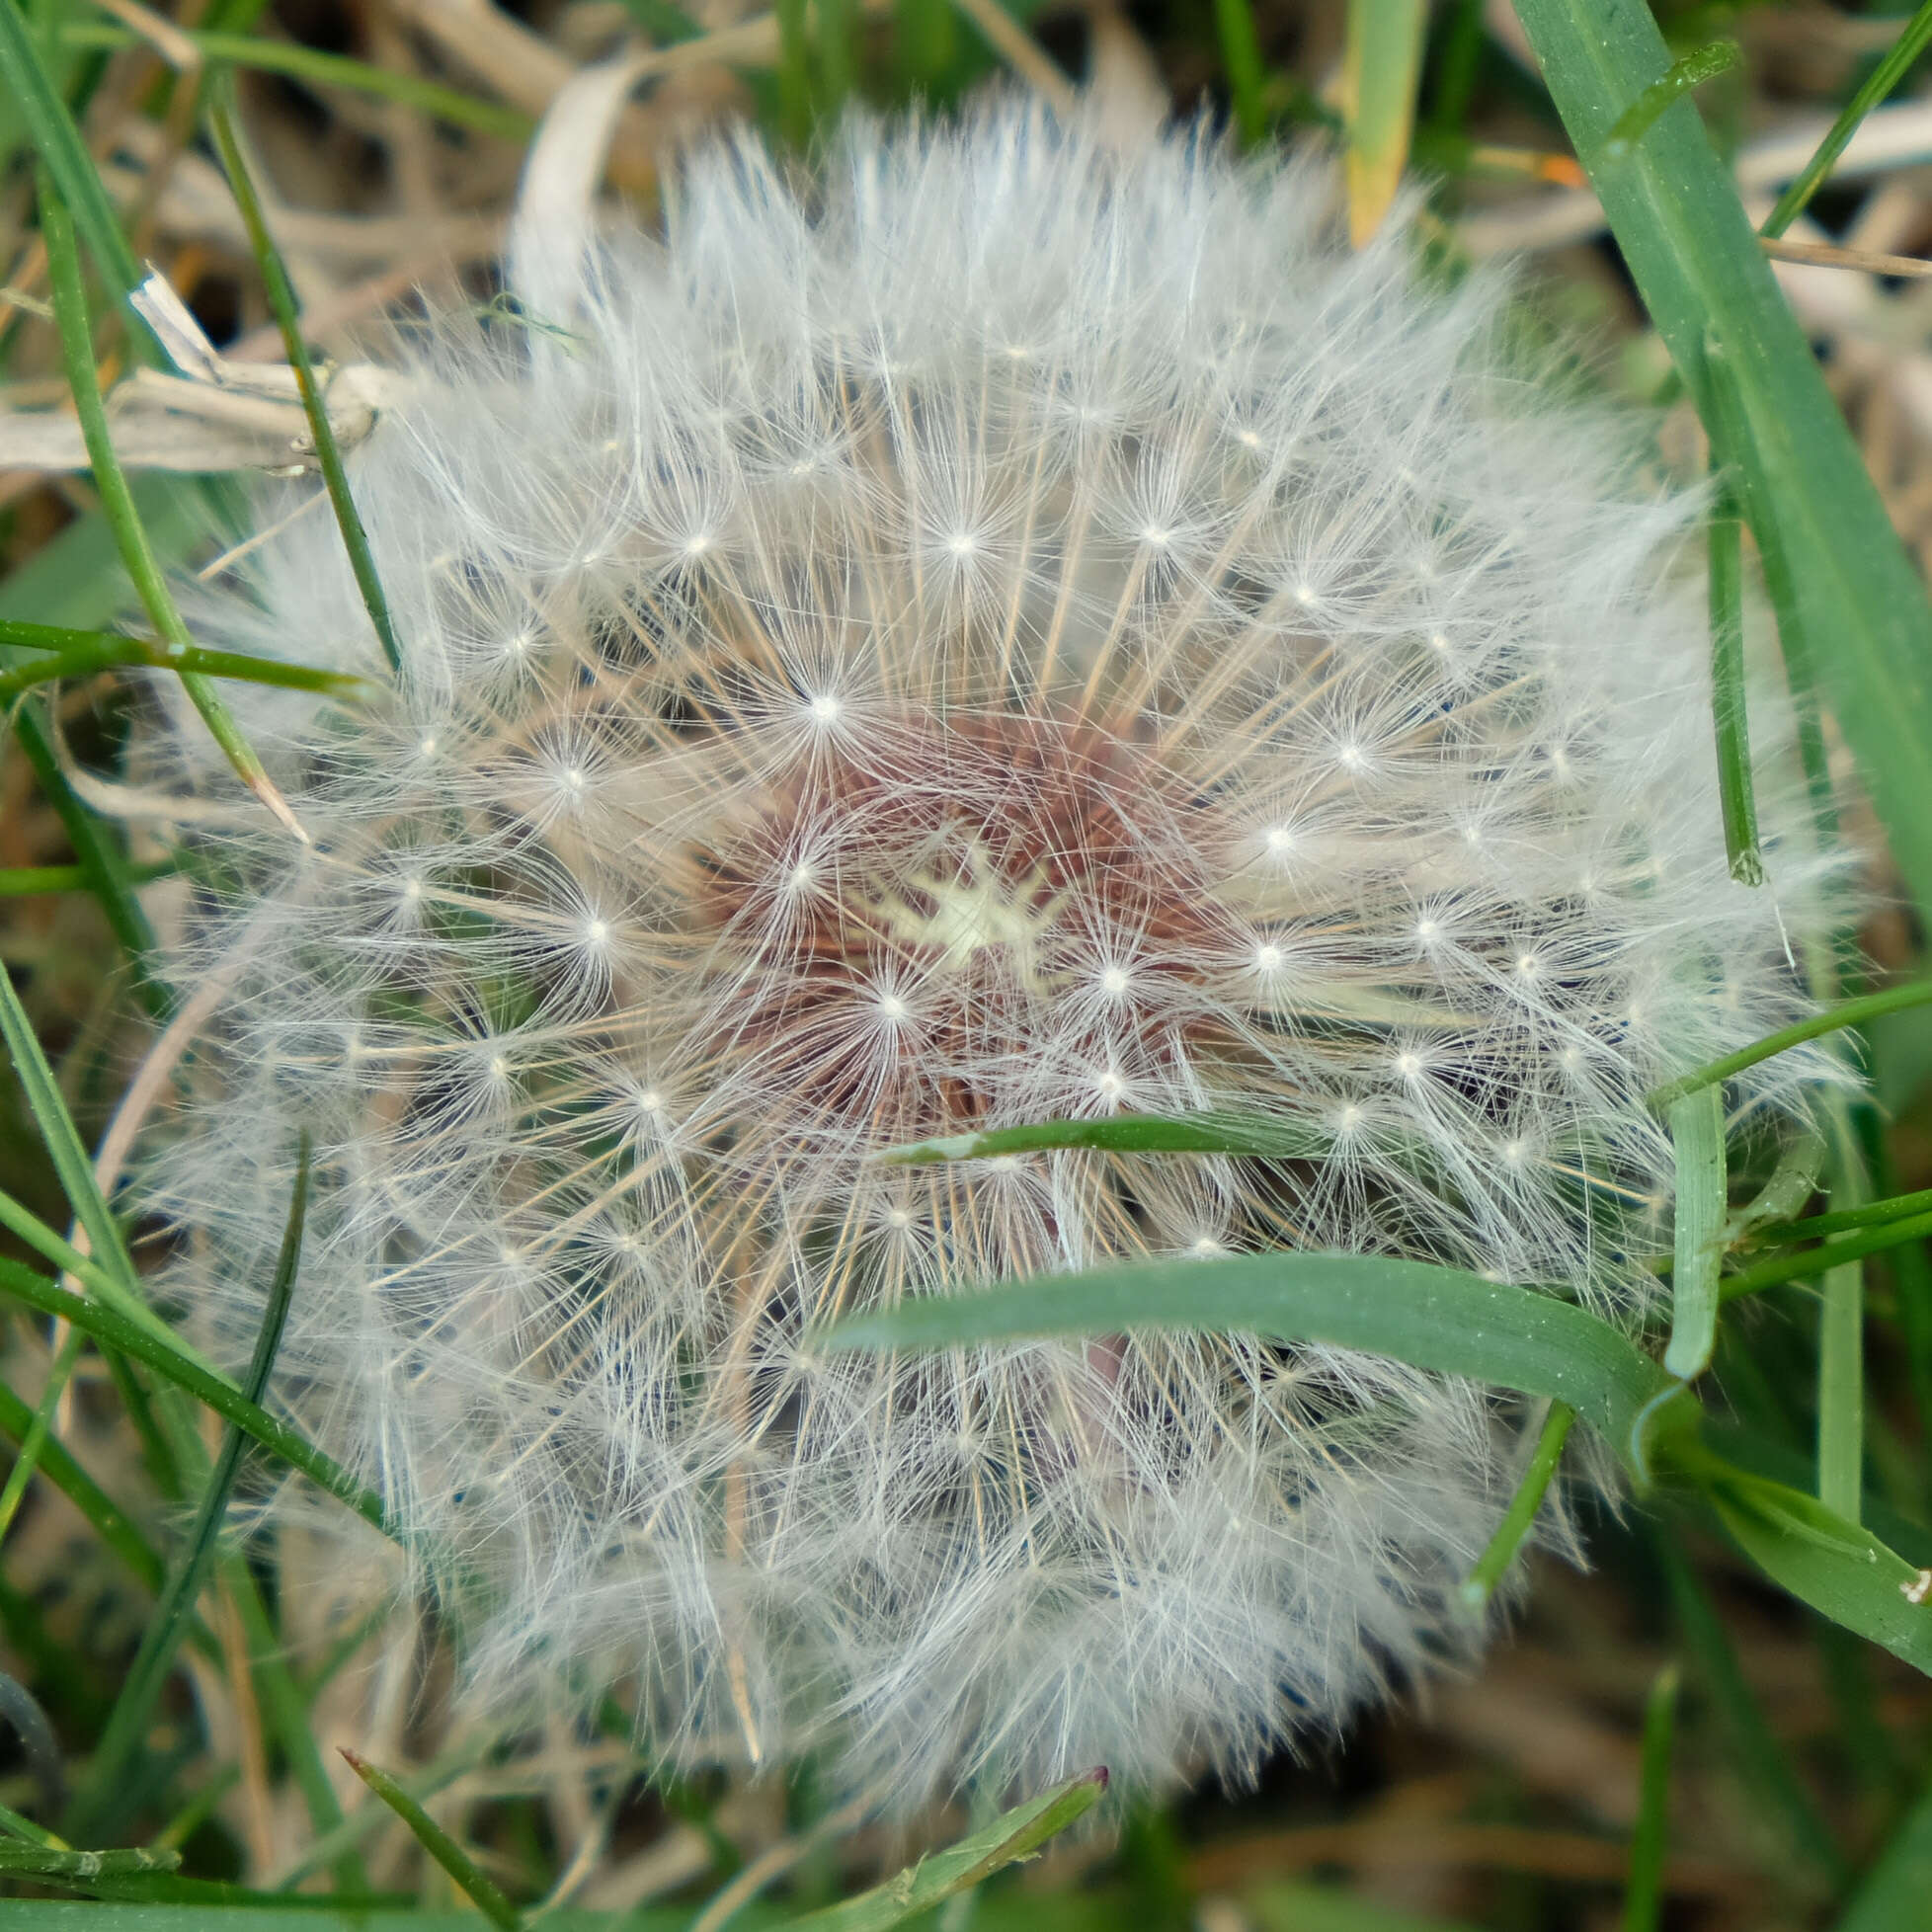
[136,100,1837,1807]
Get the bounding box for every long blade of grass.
[1663,1087,1727,1380]
[1214,0,1268,148]
[1650,978,1932,1108]
[1649,1522,1846,1883]
[339,1749,522,1931]
[0,965,141,1301]
[1512,0,1932,926]
[0,1328,87,1546]
[1837,1773,1932,1931]
[0,0,141,306]
[0,628,378,702]
[1818,1105,1871,1525]
[57,22,532,138]
[1752,1187,1932,1245]
[39,175,302,839]
[1720,1211,1932,1301]
[0,1256,391,1539]
[66,1139,310,1844]
[1761,1,1932,239]
[792,1769,1108,1930]
[1703,359,1763,884]
[820,1250,1680,1470]
[874,1109,1343,1165]
[205,84,403,679]
[0,1379,169,1597]
[1621,1663,1679,1932]
[1458,1400,1575,1617]
[1340,0,1428,244]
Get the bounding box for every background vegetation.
[8,1,1932,1926]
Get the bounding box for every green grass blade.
[1600,40,1738,158]
[1837,1774,1932,1931]
[791,1769,1107,1929]
[1752,1187,1932,1245]
[0,1328,87,1545]
[1650,1523,1846,1883]
[1621,1662,1678,1932]
[1650,978,1932,1108]
[0,627,378,702]
[6,704,170,1020]
[339,1750,522,1931]
[57,23,533,139]
[1340,0,1427,244]
[1704,386,1763,884]
[0,964,141,1301]
[66,1140,310,1844]
[205,84,403,680]
[0,0,141,306]
[1663,1087,1726,1380]
[0,1378,169,1597]
[39,174,302,839]
[0,1257,392,1539]
[1720,1211,1932,1302]
[873,1109,1342,1165]
[1512,0,1932,926]
[1213,0,1267,147]
[820,1251,1679,1470]
[1817,1108,1871,1525]
[1761,2,1932,239]
[1458,1401,1574,1616]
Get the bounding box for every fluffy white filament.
[140,102,1833,1804]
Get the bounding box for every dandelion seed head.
[138,101,1842,1812]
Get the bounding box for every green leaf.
[819,1250,1680,1472]
[1458,1401,1574,1616]
[1214,0,1268,147]
[1512,0,1932,925]
[0,623,378,703]
[790,1769,1107,1930]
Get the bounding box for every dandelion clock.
[138,98,1833,1807]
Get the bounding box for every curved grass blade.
[339,1750,521,1932]
[1458,1401,1575,1617]
[1512,0,1932,926]
[66,1138,310,1844]
[39,177,302,839]
[1649,978,1932,1109]
[57,23,533,138]
[0,1257,391,1539]
[819,1250,1680,1471]
[1601,40,1738,159]
[1754,1185,1932,1245]
[792,1769,1108,1930]
[205,84,403,681]
[1693,1454,1932,1678]
[1761,1,1932,239]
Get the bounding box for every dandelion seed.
[138,101,1840,1812]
